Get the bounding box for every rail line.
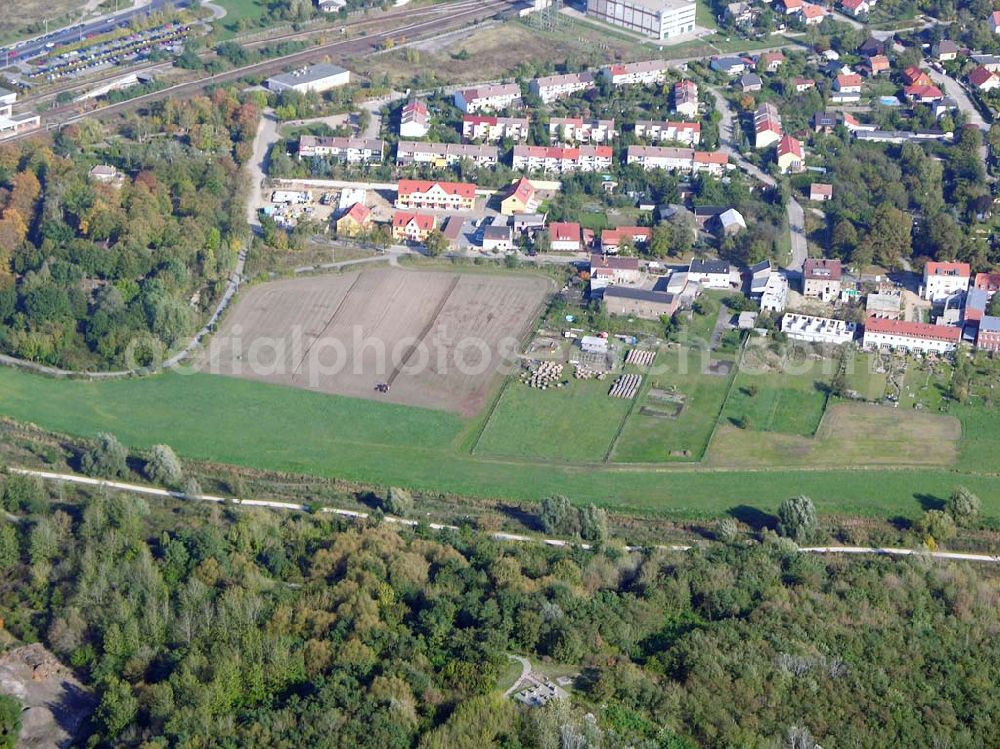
[10,0,508,130]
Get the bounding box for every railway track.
[13,0,503,113]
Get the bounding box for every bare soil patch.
[200,267,552,416]
[0,643,95,749]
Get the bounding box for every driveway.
[246,108,279,234]
[785,197,807,273]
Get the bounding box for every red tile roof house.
[395,180,477,211]
[548,222,582,252]
[840,0,869,16]
[969,66,1000,92]
[792,77,815,92]
[801,3,827,24]
[810,183,833,201]
[991,10,1000,34]
[904,84,944,103]
[600,227,652,253]
[901,67,932,86]
[922,261,971,301]
[391,211,436,242]
[862,317,962,354]
[974,271,1000,296]
[865,55,890,76]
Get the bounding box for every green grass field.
[843,351,888,401]
[722,361,831,436]
[612,347,734,462]
[475,377,631,462]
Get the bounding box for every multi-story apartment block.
[462,115,530,142]
[602,59,670,86]
[453,83,522,113]
[634,120,701,145]
[548,117,616,144]
[298,136,385,163]
[396,141,498,168]
[530,71,596,103]
[512,145,613,173]
[395,180,477,211]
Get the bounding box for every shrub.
[145,444,183,487]
[777,495,817,544]
[81,433,128,479]
[383,487,414,517]
[946,486,981,526]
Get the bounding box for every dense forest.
[0,468,997,748]
[0,87,257,370]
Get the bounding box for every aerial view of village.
[0,0,999,745]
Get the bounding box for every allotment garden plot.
[199,268,551,416]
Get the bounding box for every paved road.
[786,196,807,273]
[503,655,532,698]
[709,86,804,271]
[12,466,1000,565]
[922,65,987,131]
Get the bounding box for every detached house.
[590,253,642,286]
[901,66,932,87]
[922,261,970,301]
[969,66,1000,92]
[738,72,763,92]
[801,3,827,24]
[500,177,538,216]
[391,211,436,242]
[599,228,652,254]
[991,10,1000,34]
[803,258,842,301]
[832,73,863,102]
[549,222,582,252]
[841,0,869,16]
[904,84,944,103]
[932,40,959,61]
[673,79,699,117]
[776,134,804,174]
[865,55,890,76]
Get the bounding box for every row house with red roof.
[462,115,530,142]
[395,180,477,211]
[512,145,613,173]
[862,317,962,354]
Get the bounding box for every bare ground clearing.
[199,268,552,416]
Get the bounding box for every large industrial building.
[586,0,697,41]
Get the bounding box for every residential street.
[709,87,805,271]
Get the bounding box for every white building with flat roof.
[587,0,696,40]
[781,313,856,345]
[266,64,351,93]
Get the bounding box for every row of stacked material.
[626,349,656,366]
[609,374,642,399]
[521,361,565,389]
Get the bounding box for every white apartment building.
[603,59,670,86]
[530,72,595,103]
[922,261,971,301]
[781,313,857,345]
[266,64,350,93]
[396,141,498,168]
[512,145,613,173]
[634,120,701,145]
[454,83,522,113]
[399,101,430,138]
[462,115,530,142]
[298,136,384,163]
[626,146,729,175]
[548,117,616,144]
[588,0,696,40]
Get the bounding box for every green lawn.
[2,367,1000,519]
[722,345,833,437]
[475,377,632,462]
[843,351,887,402]
[695,0,718,30]
[212,0,273,37]
[612,347,734,462]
